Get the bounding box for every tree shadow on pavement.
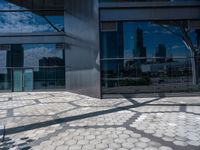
[4,97,163,136]
[0,136,33,150]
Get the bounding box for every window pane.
[100,0,199,2]
[0,0,64,10]
[101,20,200,94]
[0,44,65,91]
[0,11,64,33]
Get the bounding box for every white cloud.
[24,46,63,67]
[0,1,63,33]
[172,45,185,49]
[0,11,54,33]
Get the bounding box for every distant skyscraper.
[133,27,146,63]
[155,44,166,63]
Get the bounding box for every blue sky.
[123,21,196,58]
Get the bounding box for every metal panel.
[6,0,64,11]
[65,0,101,98]
[99,1,200,8]
[0,33,65,44]
[100,6,200,21]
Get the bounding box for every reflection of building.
[39,57,65,67]
[37,56,65,87]
[141,60,190,77]
[155,44,166,63]
[101,22,124,80]
[134,28,146,63]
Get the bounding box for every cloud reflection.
[0,1,63,33]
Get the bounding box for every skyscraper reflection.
[155,44,166,63]
[133,27,146,63]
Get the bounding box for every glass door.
[13,69,33,92]
[24,69,33,92]
[13,69,23,92]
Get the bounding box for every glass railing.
[0,66,65,91]
[101,57,200,94]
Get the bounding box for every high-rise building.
[133,28,146,63]
[155,44,167,63]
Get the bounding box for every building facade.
[0,0,200,98]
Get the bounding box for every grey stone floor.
[0,92,200,150]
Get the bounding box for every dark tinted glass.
[101,20,200,94]
[0,43,65,91]
[0,0,64,10]
[100,0,199,2]
[0,45,12,90]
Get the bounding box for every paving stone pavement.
[0,92,200,150]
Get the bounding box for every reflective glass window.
[0,0,64,10]
[0,43,65,91]
[101,20,200,94]
[0,11,64,33]
[0,45,12,90]
[0,0,64,33]
[100,0,199,2]
[23,44,65,89]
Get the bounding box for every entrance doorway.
[13,69,33,92]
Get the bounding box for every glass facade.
[0,0,64,33]
[100,0,199,2]
[0,0,65,91]
[0,0,199,96]
[0,44,65,91]
[101,21,200,94]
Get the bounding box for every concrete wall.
[64,0,101,98]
